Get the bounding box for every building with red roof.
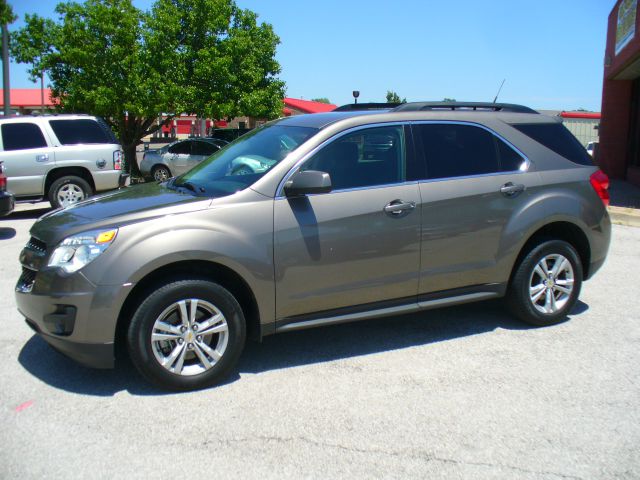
[283,98,336,115]
[0,88,55,114]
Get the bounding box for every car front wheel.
[127,279,246,391]
[507,240,583,326]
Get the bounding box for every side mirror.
[284,170,332,197]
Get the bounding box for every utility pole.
[2,21,10,116]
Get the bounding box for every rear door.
[274,125,422,322]
[0,121,54,197]
[411,122,536,295]
[165,140,192,175]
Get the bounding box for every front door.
[274,125,421,321]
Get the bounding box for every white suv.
[0,114,128,208]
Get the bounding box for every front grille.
[26,236,47,254]
[16,267,37,293]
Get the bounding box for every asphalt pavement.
[0,203,638,479]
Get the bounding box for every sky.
[5,0,615,111]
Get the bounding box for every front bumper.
[15,266,128,369]
[0,190,15,216]
[24,317,114,369]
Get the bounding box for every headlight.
[48,228,118,273]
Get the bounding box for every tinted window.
[1,123,48,151]
[302,126,405,190]
[168,141,192,154]
[414,124,499,179]
[192,141,219,156]
[512,123,593,165]
[49,119,111,145]
[496,138,526,171]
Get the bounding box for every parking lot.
[0,203,638,479]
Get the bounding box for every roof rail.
[392,102,538,114]
[333,102,400,112]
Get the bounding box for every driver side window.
[301,126,406,190]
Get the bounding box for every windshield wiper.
[176,181,206,194]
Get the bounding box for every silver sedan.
[139,138,227,181]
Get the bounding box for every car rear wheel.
[127,279,246,391]
[152,165,171,182]
[48,175,93,209]
[507,240,583,326]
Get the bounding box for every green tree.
[443,97,456,102]
[11,0,285,177]
[1,0,16,51]
[386,90,406,103]
[311,97,331,104]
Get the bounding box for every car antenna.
[492,79,506,103]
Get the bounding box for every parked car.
[139,138,227,181]
[0,161,14,216]
[16,102,611,391]
[0,114,128,209]
[586,141,598,157]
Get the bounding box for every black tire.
[127,279,246,391]
[48,175,93,209]
[152,165,171,182]
[507,240,583,326]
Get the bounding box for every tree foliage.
[443,97,456,102]
[386,90,406,104]
[0,0,15,25]
[311,97,331,104]
[10,0,286,176]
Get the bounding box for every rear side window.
[49,119,111,145]
[168,141,192,155]
[413,124,500,179]
[512,123,593,165]
[1,123,48,151]
[192,141,219,156]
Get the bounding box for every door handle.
[500,182,525,197]
[384,200,416,216]
[36,154,49,162]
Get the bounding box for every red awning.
[0,88,55,107]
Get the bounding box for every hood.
[31,182,212,245]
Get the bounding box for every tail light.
[113,150,123,171]
[589,170,610,207]
[0,174,6,191]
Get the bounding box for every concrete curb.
[608,206,640,227]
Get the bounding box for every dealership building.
[600,0,640,186]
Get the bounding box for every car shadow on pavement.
[17,299,589,397]
[3,207,51,221]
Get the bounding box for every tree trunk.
[123,142,141,178]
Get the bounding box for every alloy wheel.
[528,253,575,314]
[151,299,229,376]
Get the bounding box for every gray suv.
[16,102,611,391]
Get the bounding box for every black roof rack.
[392,102,538,114]
[333,102,400,112]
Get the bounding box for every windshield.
[170,124,317,196]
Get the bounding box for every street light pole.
[2,22,10,116]
[40,70,45,114]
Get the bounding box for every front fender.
[82,197,275,326]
